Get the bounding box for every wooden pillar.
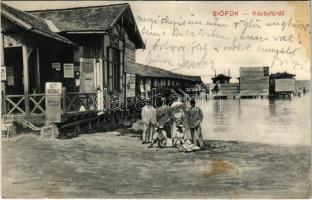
[79,58,83,92]
[36,47,41,93]
[22,45,30,117]
[1,33,6,114]
[62,87,67,114]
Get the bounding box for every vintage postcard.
[1,0,311,198]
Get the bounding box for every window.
[112,49,120,91]
[108,48,121,92]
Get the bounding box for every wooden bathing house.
[210,74,238,99]
[238,67,270,99]
[269,72,296,99]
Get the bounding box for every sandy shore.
[2,127,311,198]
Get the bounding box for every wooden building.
[1,3,202,127]
[238,67,270,98]
[125,62,202,105]
[211,74,231,84]
[1,3,145,123]
[209,74,238,99]
[269,72,296,99]
[1,3,76,122]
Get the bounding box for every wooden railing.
[5,94,26,115]
[5,93,45,116]
[29,94,45,115]
[63,92,98,114]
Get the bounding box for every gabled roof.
[125,63,202,82]
[211,74,232,81]
[270,72,296,79]
[1,3,75,45]
[28,3,145,48]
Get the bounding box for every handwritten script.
[135,4,310,79]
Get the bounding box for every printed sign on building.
[126,74,136,97]
[45,82,62,95]
[63,63,74,78]
[45,82,62,123]
[52,63,61,71]
[275,79,295,92]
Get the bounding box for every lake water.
[195,94,311,146]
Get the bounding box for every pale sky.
[4,1,311,82]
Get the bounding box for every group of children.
[141,96,205,152]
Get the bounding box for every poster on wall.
[63,63,74,78]
[83,72,95,92]
[126,74,136,97]
[6,67,14,85]
[52,63,61,71]
[1,67,6,81]
[7,75,14,86]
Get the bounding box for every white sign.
[45,82,62,95]
[275,79,295,92]
[1,67,6,81]
[63,63,74,78]
[52,63,61,71]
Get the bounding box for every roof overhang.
[65,30,109,34]
[1,8,76,46]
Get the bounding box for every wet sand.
[2,128,311,198]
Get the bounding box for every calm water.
[195,94,311,146]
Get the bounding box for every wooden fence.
[62,92,98,114]
[4,93,45,116]
[3,91,99,119]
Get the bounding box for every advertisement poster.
[1,1,311,199]
[63,63,74,78]
[126,74,136,97]
[1,67,6,81]
[52,62,61,71]
[45,82,62,123]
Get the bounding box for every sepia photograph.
[1,1,311,198]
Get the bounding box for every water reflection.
[268,100,276,116]
[196,94,311,146]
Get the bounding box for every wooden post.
[103,87,108,110]
[22,45,30,117]
[62,87,67,114]
[36,47,41,93]
[1,33,7,114]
